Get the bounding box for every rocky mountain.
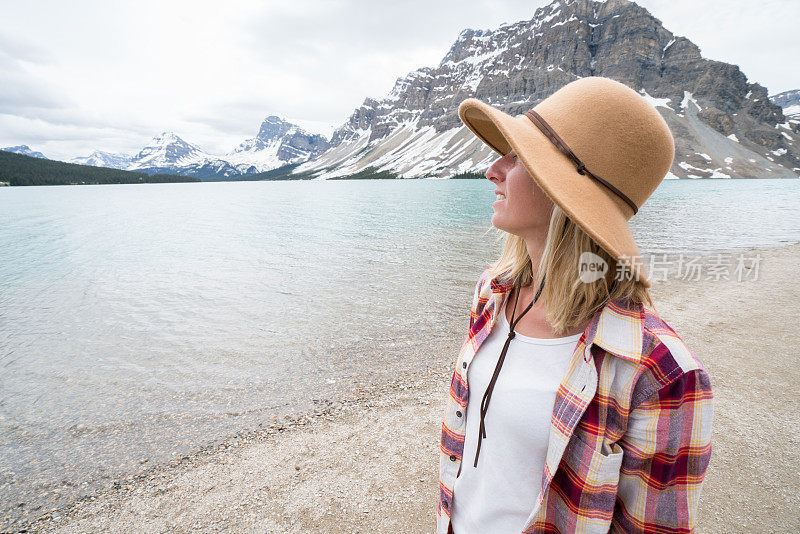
[224,116,330,174]
[770,89,800,120]
[1,145,47,159]
[128,132,204,171]
[70,117,329,179]
[291,0,799,179]
[120,131,238,178]
[71,151,133,169]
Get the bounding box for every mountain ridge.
[69,116,330,179]
[1,145,47,160]
[7,0,799,180]
[291,0,799,179]
[770,89,800,121]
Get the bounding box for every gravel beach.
[22,242,800,533]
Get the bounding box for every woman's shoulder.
[633,304,713,404]
[474,266,513,295]
[470,267,496,315]
[472,267,497,302]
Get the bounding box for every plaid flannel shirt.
[438,268,714,534]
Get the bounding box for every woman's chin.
[491,214,507,231]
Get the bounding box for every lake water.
[0,177,798,528]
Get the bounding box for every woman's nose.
[486,159,505,183]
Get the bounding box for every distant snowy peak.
[71,151,133,169]
[226,115,330,173]
[2,145,47,159]
[233,116,324,151]
[232,116,288,153]
[256,115,295,142]
[128,131,205,170]
[770,89,800,120]
[66,117,331,178]
[770,89,800,108]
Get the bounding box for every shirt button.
[455,411,462,418]
[450,454,457,462]
[462,362,467,368]
[442,500,449,509]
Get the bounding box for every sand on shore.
[26,243,800,533]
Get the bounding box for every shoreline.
[19,241,800,533]
[24,369,452,533]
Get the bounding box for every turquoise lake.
[0,177,798,526]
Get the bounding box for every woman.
[438,77,714,534]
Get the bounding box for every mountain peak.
[128,131,204,170]
[71,150,132,169]
[262,115,287,124]
[152,131,185,143]
[1,145,47,159]
[227,117,330,172]
[255,116,296,142]
[296,0,799,179]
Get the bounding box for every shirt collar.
[488,271,645,364]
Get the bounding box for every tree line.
[0,151,200,186]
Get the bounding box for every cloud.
[0,32,54,64]
[0,37,65,115]
[0,0,797,160]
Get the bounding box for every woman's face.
[486,149,554,238]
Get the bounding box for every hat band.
[523,109,639,215]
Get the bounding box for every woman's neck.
[504,286,588,339]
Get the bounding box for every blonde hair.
[484,204,654,336]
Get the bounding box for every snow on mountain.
[63,117,330,178]
[1,145,47,159]
[113,131,240,178]
[71,151,133,169]
[222,116,330,174]
[770,89,800,120]
[292,0,799,179]
[127,131,208,171]
[22,0,799,181]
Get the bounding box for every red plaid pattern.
[438,268,714,533]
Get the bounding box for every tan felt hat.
[459,76,675,288]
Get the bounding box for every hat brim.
[459,98,650,287]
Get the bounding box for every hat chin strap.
[523,109,640,216]
[473,273,546,468]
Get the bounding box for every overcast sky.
[1,0,797,160]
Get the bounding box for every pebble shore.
[16,243,800,533]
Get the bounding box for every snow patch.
[551,14,578,27]
[639,89,672,109]
[680,91,702,112]
[678,160,729,178]
[536,9,562,27]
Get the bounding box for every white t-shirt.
[451,298,583,534]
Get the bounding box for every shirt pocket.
[556,430,624,532]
